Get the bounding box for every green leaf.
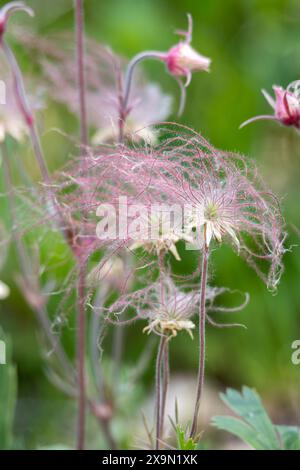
[212,415,268,450]
[277,425,300,450]
[176,425,197,450]
[218,387,280,450]
[0,328,17,450]
[213,387,300,450]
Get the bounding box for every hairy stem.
[155,336,167,450]
[190,241,209,439]
[75,0,88,147]
[121,51,164,140]
[77,261,87,450]
[160,340,169,439]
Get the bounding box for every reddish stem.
[77,261,87,450]
[75,0,88,148]
[190,241,209,439]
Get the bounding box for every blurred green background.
[0,0,300,449]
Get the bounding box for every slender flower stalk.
[75,0,88,147]
[160,340,169,439]
[77,261,87,450]
[122,14,210,119]
[155,335,168,450]
[123,51,165,119]
[190,230,209,439]
[74,0,88,449]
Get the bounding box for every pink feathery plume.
[51,123,286,291]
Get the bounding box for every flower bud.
[240,81,300,130]
[161,14,211,87]
[272,85,300,127]
[165,42,211,79]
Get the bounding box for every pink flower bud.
[165,43,211,80]
[240,81,300,130]
[272,85,300,127]
[162,14,211,87]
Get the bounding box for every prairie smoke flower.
[102,277,247,337]
[162,14,211,86]
[52,124,285,289]
[130,208,193,261]
[141,278,197,339]
[132,124,285,290]
[184,179,243,249]
[240,82,300,130]
[123,14,211,116]
[102,277,198,339]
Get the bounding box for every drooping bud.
[161,14,211,87]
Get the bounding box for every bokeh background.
[0,0,300,449]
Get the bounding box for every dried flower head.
[102,276,248,338]
[48,124,285,290]
[240,82,300,130]
[130,207,193,261]
[141,278,197,339]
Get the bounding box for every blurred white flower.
[0,223,10,299]
[0,280,10,300]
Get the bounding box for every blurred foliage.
[0,0,300,449]
[0,328,17,450]
[212,387,300,450]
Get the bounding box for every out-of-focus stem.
[190,236,209,439]
[89,401,116,450]
[75,0,88,147]
[1,141,72,376]
[112,322,125,377]
[1,39,51,186]
[89,286,109,399]
[160,341,169,439]
[1,38,68,240]
[77,261,87,450]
